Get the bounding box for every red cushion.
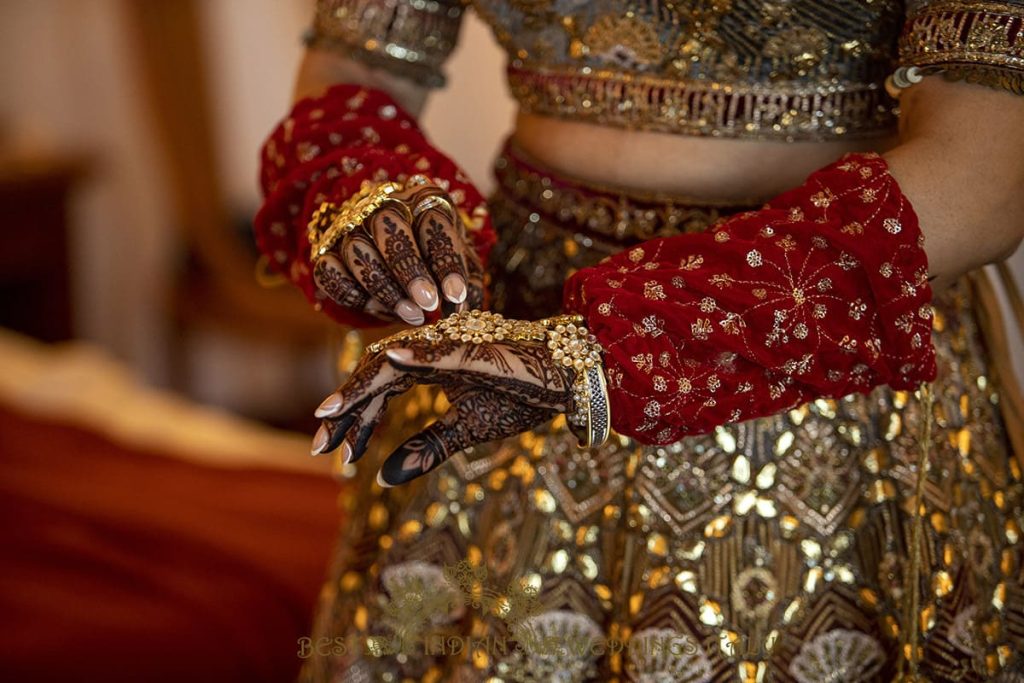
[0,405,341,682]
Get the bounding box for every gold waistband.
[492,141,760,244]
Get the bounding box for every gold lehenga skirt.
[299,145,1024,683]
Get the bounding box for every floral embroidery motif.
[565,153,935,443]
[789,629,885,683]
[584,14,666,69]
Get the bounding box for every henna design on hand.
[340,376,415,464]
[378,388,554,487]
[317,350,415,460]
[372,210,431,288]
[491,343,572,394]
[398,337,463,365]
[417,207,473,315]
[332,352,400,414]
[392,336,570,401]
[313,255,372,311]
[313,323,576,485]
[464,247,486,311]
[314,409,359,456]
[343,233,407,311]
[417,211,466,283]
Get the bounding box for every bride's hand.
[311,180,485,326]
[309,313,587,487]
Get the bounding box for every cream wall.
[199,0,516,211]
[0,0,173,380]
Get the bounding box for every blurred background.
[0,0,514,423]
[0,1,1021,681]
[0,1,512,681]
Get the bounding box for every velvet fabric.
[0,404,340,683]
[255,84,496,328]
[565,153,937,444]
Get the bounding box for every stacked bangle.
[544,317,610,448]
[884,65,923,98]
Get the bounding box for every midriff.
[511,111,901,205]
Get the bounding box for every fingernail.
[314,392,343,418]
[325,418,351,453]
[395,299,425,326]
[311,423,330,455]
[409,278,439,312]
[376,470,393,488]
[442,274,467,304]
[385,348,413,364]
[341,442,353,464]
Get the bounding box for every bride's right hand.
[312,180,485,326]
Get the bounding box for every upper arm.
[880,1,1024,280]
[895,0,1024,151]
[295,0,469,114]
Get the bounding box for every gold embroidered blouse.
[307,0,1024,138]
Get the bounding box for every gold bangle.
[365,310,610,448]
[307,180,403,258]
[547,319,608,448]
[254,254,289,288]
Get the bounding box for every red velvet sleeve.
[564,153,936,444]
[255,84,496,328]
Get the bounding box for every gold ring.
[412,194,457,222]
[379,196,415,225]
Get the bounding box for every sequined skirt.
[300,146,1024,683]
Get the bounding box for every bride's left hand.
[310,315,579,487]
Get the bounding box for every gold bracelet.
[366,310,610,448]
[401,178,458,223]
[307,180,406,259]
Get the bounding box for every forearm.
[293,48,430,116]
[565,152,935,443]
[885,77,1024,289]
